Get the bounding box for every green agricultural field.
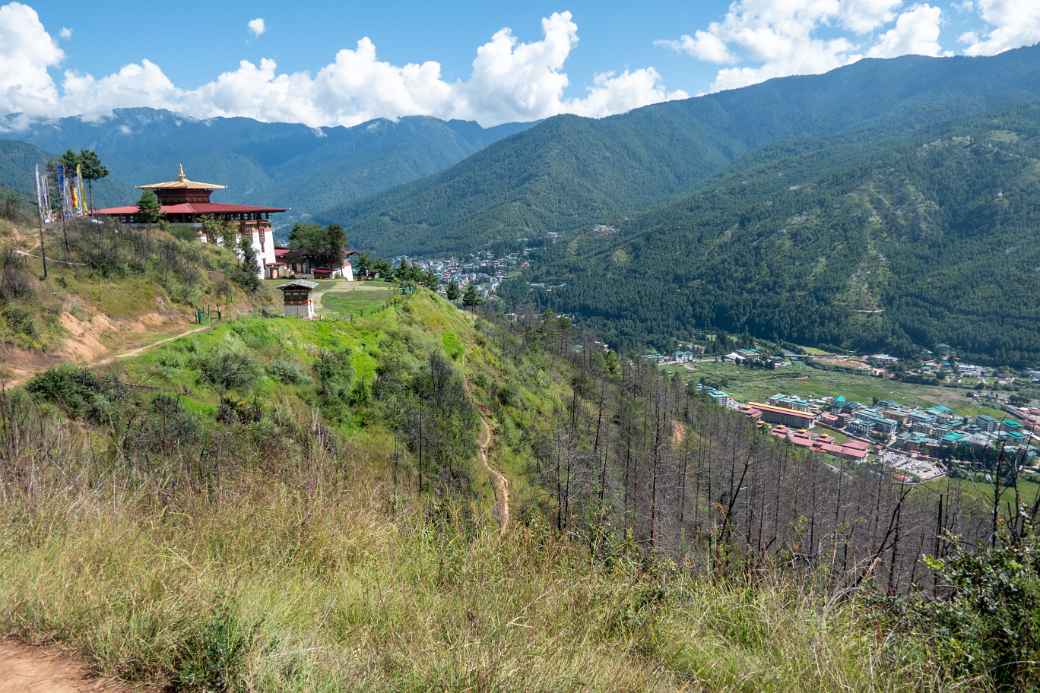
[922,476,1040,513]
[668,360,1006,418]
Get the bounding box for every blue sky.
[3,1,1038,128]
[29,1,722,92]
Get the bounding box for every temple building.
[93,164,286,279]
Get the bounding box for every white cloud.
[656,30,737,64]
[839,0,905,33]
[867,4,944,58]
[61,60,179,120]
[0,2,63,117]
[961,0,1040,56]
[58,26,70,39]
[667,0,873,92]
[458,10,582,124]
[658,0,959,92]
[0,5,684,128]
[247,17,265,38]
[185,57,323,124]
[568,68,688,118]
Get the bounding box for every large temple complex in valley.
[93,165,353,281]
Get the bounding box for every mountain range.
[328,44,1040,363]
[339,45,1040,256]
[518,105,1040,365]
[0,109,531,226]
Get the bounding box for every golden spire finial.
[178,162,186,181]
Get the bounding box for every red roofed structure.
[749,402,815,429]
[92,164,286,279]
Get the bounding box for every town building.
[768,393,812,412]
[974,414,1000,433]
[748,402,815,429]
[269,247,356,281]
[93,164,286,279]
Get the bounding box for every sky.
[1,0,1038,129]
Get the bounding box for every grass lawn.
[668,360,1006,418]
[322,287,394,318]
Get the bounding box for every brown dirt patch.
[59,313,112,363]
[816,356,871,371]
[0,348,63,388]
[0,640,145,692]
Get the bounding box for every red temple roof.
[93,202,287,216]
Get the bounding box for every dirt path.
[5,324,212,389]
[476,402,510,534]
[0,640,141,692]
[91,324,211,367]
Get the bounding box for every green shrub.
[168,224,200,242]
[497,382,519,407]
[197,351,259,391]
[901,537,1040,689]
[0,248,35,301]
[314,349,355,402]
[124,395,202,454]
[2,304,36,338]
[216,396,263,425]
[267,359,308,385]
[26,365,124,423]
[442,331,464,360]
[173,601,259,691]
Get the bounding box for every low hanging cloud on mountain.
[658,0,1039,93]
[0,3,685,128]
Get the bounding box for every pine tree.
[446,280,460,301]
[78,150,108,211]
[234,236,261,292]
[462,284,481,308]
[136,190,163,224]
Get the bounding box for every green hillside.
[338,45,1040,256]
[0,216,268,381]
[525,106,1040,365]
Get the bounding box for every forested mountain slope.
[0,138,129,206]
[338,45,1040,256]
[0,140,49,199]
[523,106,1040,365]
[0,108,530,223]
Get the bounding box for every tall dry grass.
[0,396,941,691]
